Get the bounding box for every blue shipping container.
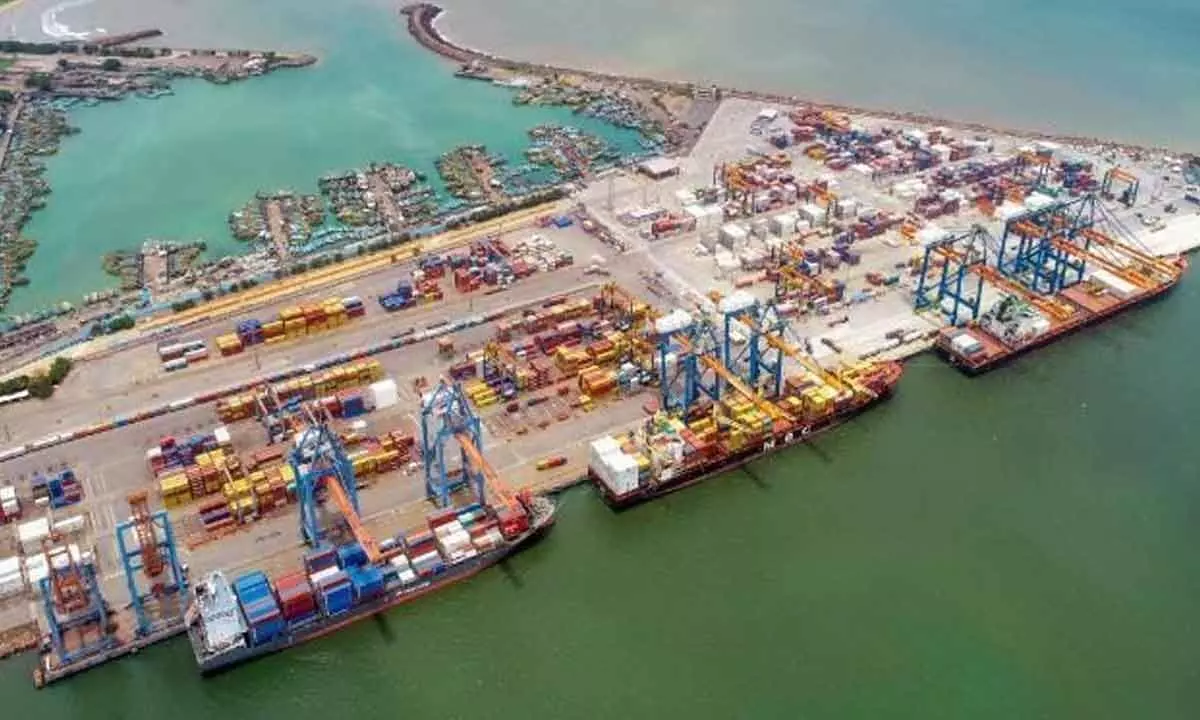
[336,543,368,569]
[348,566,385,601]
[320,581,354,616]
[248,611,285,646]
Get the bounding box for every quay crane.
[915,226,1076,325]
[115,491,187,637]
[604,281,796,428]
[38,534,115,666]
[1101,167,1140,207]
[287,399,378,561]
[421,380,534,537]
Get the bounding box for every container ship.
[936,255,1187,375]
[588,359,903,509]
[186,494,555,674]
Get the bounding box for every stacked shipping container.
[217,297,365,356]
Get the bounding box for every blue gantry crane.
[38,538,115,666]
[914,224,1076,325]
[290,407,360,548]
[914,226,992,324]
[655,310,724,415]
[420,380,485,508]
[719,293,786,399]
[115,491,188,637]
[996,194,1101,294]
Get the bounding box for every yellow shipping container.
[237,497,257,515]
[159,473,189,499]
[280,306,302,320]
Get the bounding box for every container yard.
[0,92,1195,687]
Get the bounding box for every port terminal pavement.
[3,95,1200,652]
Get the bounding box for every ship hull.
[592,384,897,510]
[188,512,554,675]
[938,273,1178,376]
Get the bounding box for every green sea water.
[3,275,1200,717]
[7,0,642,314]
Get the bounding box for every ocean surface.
[4,278,1200,717]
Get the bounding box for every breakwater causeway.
[402,3,1184,156]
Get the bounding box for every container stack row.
[233,571,286,646]
[217,296,366,356]
[150,427,235,508]
[216,359,384,423]
[30,470,83,509]
[222,499,535,648]
[379,275,444,312]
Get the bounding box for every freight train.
[186,495,556,673]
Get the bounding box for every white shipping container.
[599,452,639,495]
[24,553,48,584]
[309,566,342,587]
[1089,269,1137,298]
[0,574,24,599]
[17,517,50,549]
[53,515,85,535]
[369,378,399,409]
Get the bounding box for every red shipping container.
[427,507,459,529]
[279,592,316,622]
[469,520,499,538]
[254,446,285,466]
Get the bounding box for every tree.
[101,58,122,71]
[56,58,69,70]
[27,373,53,399]
[47,356,72,385]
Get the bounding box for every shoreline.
[401,3,1189,157]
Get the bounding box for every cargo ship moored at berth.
[936,256,1187,375]
[186,494,555,674]
[589,360,903,509]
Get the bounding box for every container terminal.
[0,81,1197,684]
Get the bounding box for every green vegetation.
[0,354,73,400]
[100,58,122,71]
[47,356,72,385]
[0,374,29,395]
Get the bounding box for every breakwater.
[401,3,1183,155]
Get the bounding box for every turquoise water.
[8,0,642,314]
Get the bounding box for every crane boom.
[675,331,793,425]
[324,476,381,564]
[454,431,517,511]
[933,245,1075,320]
[1078,228,1179,280]
[1044,236,1153,289]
